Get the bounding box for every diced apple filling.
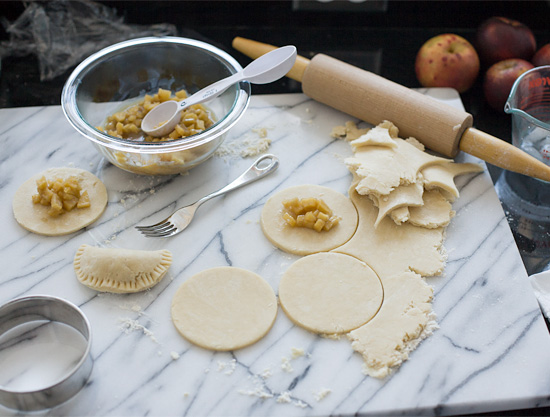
[282,197,340,232]
[32,176,90,217]
[102,88,214,142]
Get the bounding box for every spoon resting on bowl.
[141,45,297,137]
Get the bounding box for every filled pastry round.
[260,184,358,256]
[13,167,108,236]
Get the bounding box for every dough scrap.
[347,271,436,378]
[74,244,172,293]
[350,124,398,150]
[334,185,446,278]
[422,162,483,201]
[406,189,454,229]
[260,185,358,256]
[389,206,410,224]
[404,137,425,151]
[346,138,450,197]
[372,181,424,228]
[341,122,483,226]
[330,121,369,141]
[171,267,277,351]
[279,252,383,334]
[13,167,107,236]
[389,189,454,229]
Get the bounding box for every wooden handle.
[461,128,550,182]
[232,37,309,82]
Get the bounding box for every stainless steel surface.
[136,154,279,237]
[0,295,93,411]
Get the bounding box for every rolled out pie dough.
[334,184,446,278]
[171,267,277,351]
[350,123,398,150]
[347,270,436,378]
[345,137,450,197]
[12,167,108,236]
[257,120,481,378]
[422,162,484,201]
[331,121,369,141]
[338,121,483,228]
[279,252,383,334]
[260,185,358,256]
[403,189,454,228]
[372,181,424,227]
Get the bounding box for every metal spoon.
[141,45,297,137]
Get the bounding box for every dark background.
[1,1,550,416]
[3,0,550,148]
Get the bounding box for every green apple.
[415,34,480,93]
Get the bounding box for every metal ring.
[0,295,93,411]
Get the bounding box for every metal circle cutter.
[0,295,93,411]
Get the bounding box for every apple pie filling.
[32,175,90,217]
[282,197,340,232]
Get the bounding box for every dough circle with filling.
[279,252,383,334]
[12,167,108,236]
[260,185,358,256]
[171,267,277,351]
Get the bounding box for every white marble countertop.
[1,91,550,416]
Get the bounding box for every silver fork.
[135,154,279,238]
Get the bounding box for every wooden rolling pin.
[232,37,550,182]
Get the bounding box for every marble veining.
[1,91,550,416]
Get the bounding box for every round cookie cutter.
[0,295,93,411]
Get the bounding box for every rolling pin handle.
[460,128,550,182]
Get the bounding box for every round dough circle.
[171,267,277,351]
[279,252,383,334]
[260,185,358,256]
[12,167,108,236]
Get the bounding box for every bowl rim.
[61,36,251,154]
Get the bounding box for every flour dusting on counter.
[215,126,272,158]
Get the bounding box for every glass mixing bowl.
[62,37,251,175]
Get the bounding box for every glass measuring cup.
[497,65,550,274]
[505,65,550,167]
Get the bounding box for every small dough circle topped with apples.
[12,167,108,236]
[260,184,358,256]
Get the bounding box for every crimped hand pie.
[74,244,172,293]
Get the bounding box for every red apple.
[533,44,550,67]
[415,34,480,93]
[483,59,534,111]
[476,17,536,65]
